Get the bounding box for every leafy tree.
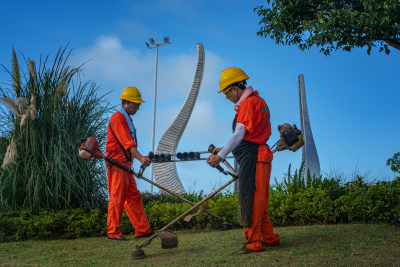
[387,152,400,176]
[0,47,112,211]
[254,0,400,55]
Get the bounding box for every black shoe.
[219,223,231,230]
[134,231,155,239]
[262,241,280,247]
[106,236,128,242]
[231,246,255,255]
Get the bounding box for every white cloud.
[69,36,154,94]
[183,100,231,143]
[69,36,228,103]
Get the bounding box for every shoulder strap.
[109,123,132,162]
[232,116,237,132]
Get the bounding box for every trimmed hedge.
[0,177,398,242]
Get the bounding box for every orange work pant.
[244,162,280,251]
[107,164,151,238]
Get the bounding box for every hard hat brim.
[218,75,249,93]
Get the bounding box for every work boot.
[134,230,155,239]
[106,236,128,242]
[262,241,280,248]
[230,246,255,255]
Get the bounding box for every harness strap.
[109,123,132,163]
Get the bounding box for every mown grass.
[1,224,399,266]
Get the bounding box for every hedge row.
[1,177,398,242]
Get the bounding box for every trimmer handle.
[207,144,228,175]
[208,144,216,154]
[148,151,155,161]
[138,152,155,177]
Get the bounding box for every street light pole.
[146,36,171,193]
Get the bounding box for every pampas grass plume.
[28,59,36,81]
[28,94,37,120]
[1,138,17,169]
[15,97,28,114]
[0,97,20,116]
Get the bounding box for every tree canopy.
[254,0,400,55]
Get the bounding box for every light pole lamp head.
[149,38,155,44]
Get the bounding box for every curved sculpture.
[298,74,321,178]
[153,43,205,193]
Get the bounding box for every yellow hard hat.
[120,86,145,103]
[218,67,249,93]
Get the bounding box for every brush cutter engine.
[79,137,103,160]
[272,123,304,153]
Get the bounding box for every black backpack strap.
[109,123,132,162]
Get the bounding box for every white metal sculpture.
[298,74,321,178]
[153,44,204,193]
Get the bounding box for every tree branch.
[384,40,400,51]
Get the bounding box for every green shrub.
[1,177,398,242]
[0,208,107,242]
[268,176,400,226]
[269,188,333,225]
[208,192,239,224]
[292,188,333,224]
[145,201,192,230]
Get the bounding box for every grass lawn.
[1,224,399,266]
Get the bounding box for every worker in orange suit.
[105,86,153,241]
[207,67,280,254]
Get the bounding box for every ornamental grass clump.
[0,46,112,212]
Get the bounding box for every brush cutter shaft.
[221,159,237,176]
[103,156,134,174]
[138,174,239,249]
[152,156,234,163]
[157,151,209,157]
[133,171,225,221]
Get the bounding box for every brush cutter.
[271,123,304,153]
[130,155,238,259]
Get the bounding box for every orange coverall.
[105,111,151,238]
[235,91,280,251]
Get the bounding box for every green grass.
[1,224,399,266]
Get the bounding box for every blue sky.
[1,0,399,193]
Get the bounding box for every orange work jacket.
[235,91,273,163]
[106,111,137,165]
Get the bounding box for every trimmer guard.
[156,230,178,249]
